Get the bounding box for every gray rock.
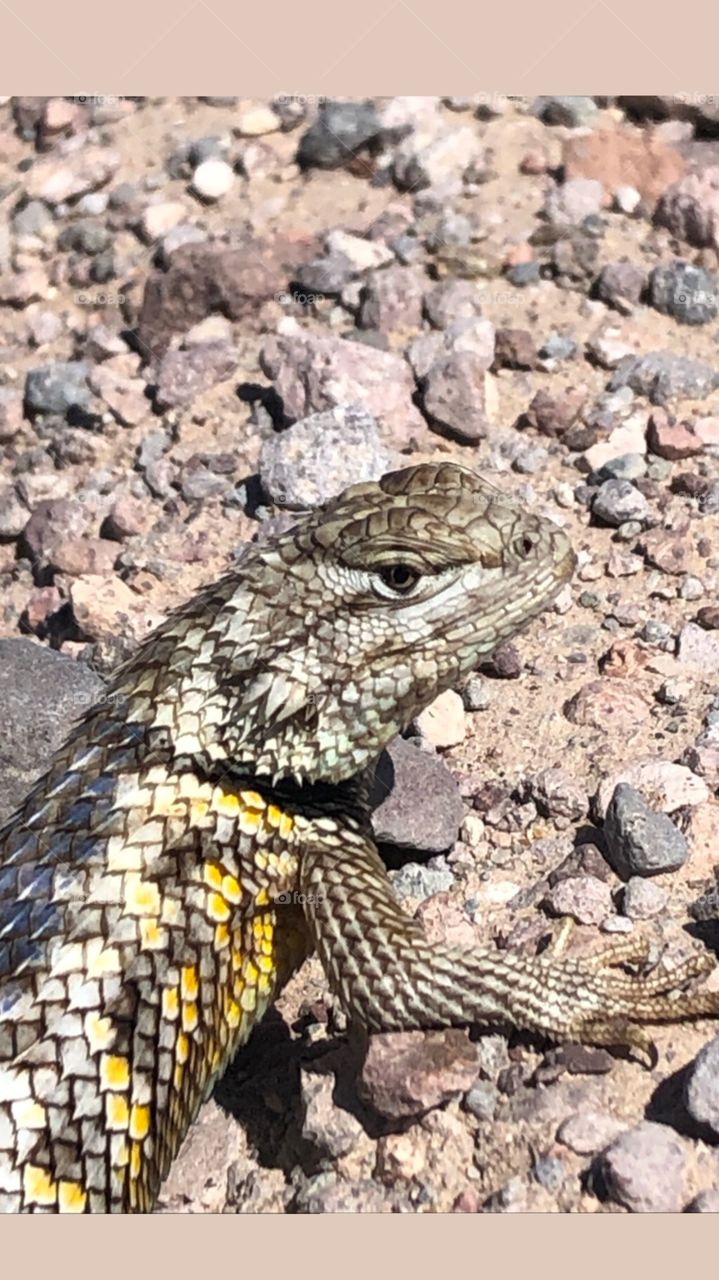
[464,1081,499,1121]
[608,351,719,405]
[462,675,492,711]
[603,783,688,879]
[531,767,587,822]
[544,178,605,227]
[390,857,455,903]
[556,1110,626,1155]
[259,403,393,509]
[300,1071,363,1158]
[544,875,613,926]
[539,334,579,362]
[648,260,719,325]
[24,361,92,417]
[591,454,647,484]
[298,100,382,169]
[58,218,111,256]
[423,279,484,329]
[0,639,105,824]
[357,265,425,332]
[595,260,647,311]
[154,342,237,411]
[684,1035,719,1137]
[370,736,464,854]
[13,200,53,237]
[599,1122,689,1212]
[621,877,667,919]
[421,351,492,443]
[532,96,599,127]
[292,251,356,297]
[592,479,649,527]
[0,486,28,539]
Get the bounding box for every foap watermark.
[71,94,127,108]
[275,891,325,906]
[75,290,126,307]
[275,290,325,308]
[274,93,328,108]
[675,92,719,108]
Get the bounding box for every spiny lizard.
[1,461,718,1212]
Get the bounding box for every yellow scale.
[120,780,295,1211]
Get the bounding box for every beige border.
[3,1213,717,1270]
[0,0,716,93]
[2,0,718,1264]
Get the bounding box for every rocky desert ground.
[1,93,719,1212]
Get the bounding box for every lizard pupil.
[379,564,420,593]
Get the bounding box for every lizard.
[1,459,718,1213]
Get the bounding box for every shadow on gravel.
[646,1060,718,1145]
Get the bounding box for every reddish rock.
[519,149,548,175]
[24,585,63,632]
[647,410,702,459]
[493,328,537,370]
[422,352,495,443]
[358,1029,478,1120]
[562,129,685,207]
[138,235,319,359]
[639,529,693,575]
[519,388,585,437]
[50,538,118,577]
[564,679,651,731]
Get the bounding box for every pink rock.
[24,147,120,204]
[261,329,426,446]
[564,679,651,732]
[88,366,150,427]
[694,415,719,447]
[647,410,702,459]
[678,621,719,672]
[595,759,709,820]
[0,267,49,307]
[655,165,719,251]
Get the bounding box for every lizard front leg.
[299,826,719,1066]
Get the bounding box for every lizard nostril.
[514,533,537,560]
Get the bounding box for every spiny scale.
[0,462,717,1212]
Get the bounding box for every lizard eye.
[377,563,421,594]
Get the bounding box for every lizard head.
[209,461,576,786]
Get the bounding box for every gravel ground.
[1,93,719,1212]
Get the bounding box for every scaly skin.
[0,461,717,1212]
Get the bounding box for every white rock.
[236,106,281,136]
[139,201,187,244]
[324,229,394,272]
[191,159,235,202]
[414,689,466,748]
